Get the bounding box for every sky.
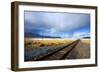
[24,11,90,38]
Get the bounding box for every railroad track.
[27,39,80,61]
[43,39,79,60]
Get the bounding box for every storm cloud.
[24,11,90,38]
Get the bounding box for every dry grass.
[24,38,74,48]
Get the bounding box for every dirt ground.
[65,39,90,59]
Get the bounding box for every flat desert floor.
[24,38,90,61]
[65,39,90,59]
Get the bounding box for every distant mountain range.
[82,37,90,39]
[25,32,61,38]
[25,32,90,39]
